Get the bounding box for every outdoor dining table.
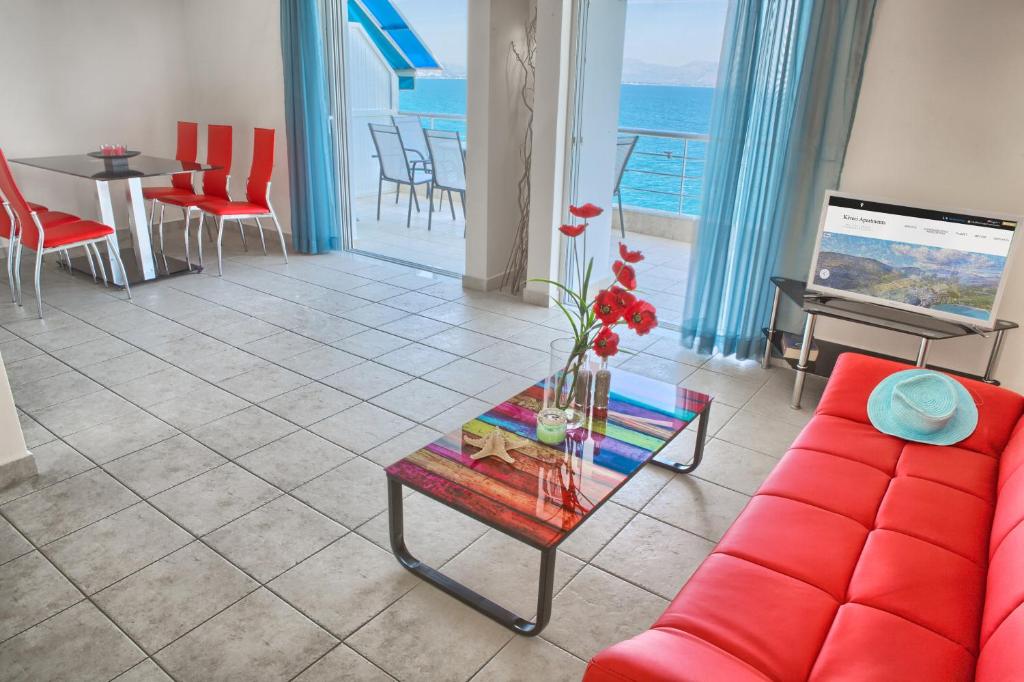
[12,154,218,285]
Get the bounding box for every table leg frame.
[650,401,712,474]
[388,478,555,637]
[791,312,817,409]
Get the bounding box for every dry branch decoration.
[501,10,537,294]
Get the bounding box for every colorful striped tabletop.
[386,369,712,550]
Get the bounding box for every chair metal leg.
[6,235,16,303]
[447,189,456,220]
[106,236,132,301]
[14,242,23,306]
[238,219,248,251]
[253,218,267,255]
[376,173,383,221]
[406,184,414,228]
[617,190,626,239]
[183,210,192,270]
[89,243,108,286]
[460,191,467,236]
[395,181,401,204]
[158,204,169,274]
[33,248,44,319]
[427,183,434,231]
[270,211,288,264]
[216,217,225,276]
[83,244,98,282]
[411,184,421,214]
[147,198,157,248]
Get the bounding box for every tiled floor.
[0,230,825,681]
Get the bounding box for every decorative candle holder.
[536,407,568,445]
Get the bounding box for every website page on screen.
[810,195,1017,322]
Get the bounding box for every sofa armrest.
[583,627,771,682]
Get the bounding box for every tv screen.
[807,192,1019,328]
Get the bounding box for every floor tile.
[460,311,536,338]
[0,551,82,641]
[277,346,363,380]
[174,347,267,383]
[377,314,452,341]
[105,434,226,498]
[593,513,713,600]
[269,534,417,639]
[321,361,412,400]
[421,327,497,355]
[217,364,311,403]
[50,335,136,370]
[292,456,387,528]
[644,336,714,367]
[148,383,249,431]
[339,302,409,327]
[422,397,493,433]
[420,301,483,325]
[375,344,458,376]
[357,491,487,566]
[259,383,360,427]
[29,324,110,353]
[236,430,355,491]
[471,636,586,682]
[441,531,583,618]
[361,424,443,467]
[0,601,144,681]
[16,412,55,449]
[0,516,33,566]
[0,439,92,505]
[205,496,346,583]
[380,291,445,314]
[677,368,768,408]
[188,405,298,460]
[695,438,779,496]
[370,378,466,422]
[716,408,805,458]
[310,402,415,454]
[2,468,139,545]
[203,316,281,346]
[64,412,179,465]
[619,353,696,384]
[474,374,539,404]
[612,464,674,511]
[155,588,336,682]
[150,463,281,535]
[558,500,636,562]
[468,343,549,375]
[0,337,43,363]
[543,565,668,661]
[423,358,513,395]
[111,366,208,408]
[42,502,192,594]
[13,370,103,412]
[94,542,257,654]
[293,644,392,682]
[330,328,410,359]
[5,354,71,390]
[32,389,139,437]
[242,330,323,362]
[347,583,511,682]
[114,658,173,681]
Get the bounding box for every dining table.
[11,153,218,285]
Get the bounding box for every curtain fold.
[681,0,876,359]
[280,0,341,254]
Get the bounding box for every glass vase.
[545,337,592,428]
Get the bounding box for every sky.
[392,0,728,75]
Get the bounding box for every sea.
[399,79,713,214]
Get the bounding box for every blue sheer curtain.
[681,0,876,358]
[280,0,341,254]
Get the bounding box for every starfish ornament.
[464,428,521,465]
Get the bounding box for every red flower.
[593,286,635,325]
[592,325,620,358]
[625,300,658,335]
[612,260,637,290]
[569,203,603,219]
[618,242,644,263]
[559,223,586,237]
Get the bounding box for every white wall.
[829,0,1024,390]
[0,0,190,228]
[0,349,34,489]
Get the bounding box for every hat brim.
[867,370,979,446]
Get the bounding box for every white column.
[0,350,35,489]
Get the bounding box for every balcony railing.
[399,110,708,217]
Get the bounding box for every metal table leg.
[762,285,782,369]
[651,401,712,474]
[791,312,817,409]
[984,329,1006,383]
[388,477,555,637]
[915,337,930,367]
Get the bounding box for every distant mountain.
[620,58,718,87]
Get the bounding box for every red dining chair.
[151,124,241,272]
[1,192,84,302]
[0,149,131,317]
[143,121,199,203]
[196,127,287,276]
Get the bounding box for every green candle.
[536,408,567,445]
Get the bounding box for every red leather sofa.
[584,353,1024,681]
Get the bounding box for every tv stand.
[763,277,1018,409]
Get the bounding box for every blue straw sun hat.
[867,369,978,446]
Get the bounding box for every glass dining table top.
[386,368,712,549]
[11,154,217,181]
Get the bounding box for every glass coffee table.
[385,368,712,636]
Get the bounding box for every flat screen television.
[806,191,1020,329]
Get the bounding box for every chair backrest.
[615,135,638,192]
[0,148,40,248]
[171,120,199,192]
[368,123,412,183]
[424,129,466,192]
[246,128,275,209]
[391,115,429,162]
[203,124,233,200]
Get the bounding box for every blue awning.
[348,0,440,89]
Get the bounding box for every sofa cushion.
[895,442,999,503]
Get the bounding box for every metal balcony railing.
[399,110,708,217]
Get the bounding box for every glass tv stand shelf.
[762,277,1018,409]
